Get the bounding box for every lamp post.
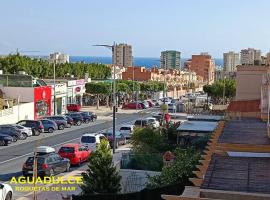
[53,60,56,115]
[93,43,117,153]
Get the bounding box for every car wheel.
[34,130,40,136]
[12,136,17,142]
[48,127,54,133]
[58,124,65,130]
[66,163,70,172]
[5,191,12,200]
[76,121,81,126]
[67,123,72,128]
[0,140,5,146]
[85,119,90,124]
[22,133,28,140]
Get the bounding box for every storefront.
[51,83,67,115]
[34,86,52,119]
[67,79,85,106]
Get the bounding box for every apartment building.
[160,50,181,69]
[189,53,215,83]
[223,51,240,72]
[240,48,261,65]
[112,43,133,67]
[49,52,69,64]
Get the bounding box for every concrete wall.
[119,169,160,193]
[0,102,34,125]
[0,87,34,102]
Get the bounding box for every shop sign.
[67,79,85,87]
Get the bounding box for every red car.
[122,102,142,109]
[67,103,81,112]
[58,143,91,166]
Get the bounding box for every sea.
[70,56,223,68]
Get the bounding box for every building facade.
[160,50,181,69]
[189,53,215,83]
[223,51,240,72]
[113,43,133,67]
[49,52,70,64]
[240,48,261,65]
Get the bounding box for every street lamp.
[93,43,117,153]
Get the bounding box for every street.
[0,109,156,199]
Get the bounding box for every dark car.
[0,126,24,142]
[63,115,74,127]
[65,113,83,126]
[44,116,68,130]
[22,152,70,177]
[17,120,44,136]
[134,119,150,127]
[77,112,92,123]
[39,119,58,133]
[0,134,13,146]
[82,112,97,121]
[102,131,126,149]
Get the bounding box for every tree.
[85,82,111,109]
[80,140,121,194]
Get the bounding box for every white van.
[80,133,107,151]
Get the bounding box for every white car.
[0,183,13,200]
[145,117,160,128]
[119,125,135,139]
[12,124,32,137]
[80,133,107,151]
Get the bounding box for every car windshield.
[59,147,75,153]
[120,127,131,131]
[81,136,96,143]
[135,120,146,125]
[26,157,45,165]
[15,125,24,129]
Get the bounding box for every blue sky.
[1,0,270,58]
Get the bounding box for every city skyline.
[1,0,270,58]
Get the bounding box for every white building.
[49,52,70,64]
[240,48,261,65]
[223,51,240,72]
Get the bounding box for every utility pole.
[223,73,226,105]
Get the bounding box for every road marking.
[0,118,138,165]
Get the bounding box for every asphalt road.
[0,109,155,182]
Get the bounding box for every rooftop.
[177,121,218,133]
[201,154,270,194]
[187,115,224,122]
[218,118,270,145]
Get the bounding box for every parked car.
[17,120,44,136]
[119,124,135,139]
[77,112,92,123]
[168,103,176,112]
[80,111,97,121]
[39,119,58,133]
[44,116,68,130]
[122,102,142,109]
[80,133,107,151]
[145,117,160,128]
[0,134,13,146]
[11,124,32,137]
[140,101,149,109]
[58,144,91,166]
[22,146,70,177]
[102,130,126,148]
[146,100,155,107]
[152,113,163,124]
[65,113,83,126]
[63,115,74,127]
[67,103,81,112]
[134,119,150,127]
[0,183,13,200]
[0,125,25,141]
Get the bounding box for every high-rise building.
[160,50,181,69]
[190,53,215,83]
[240,48,261,65]
[266,51,270,66]
[112,43,133,67]
[223,51,240,72]
[49,52,69,64]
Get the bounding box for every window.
[120,127,131,131]
[59,147,75,153]
[81,136,96,143]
